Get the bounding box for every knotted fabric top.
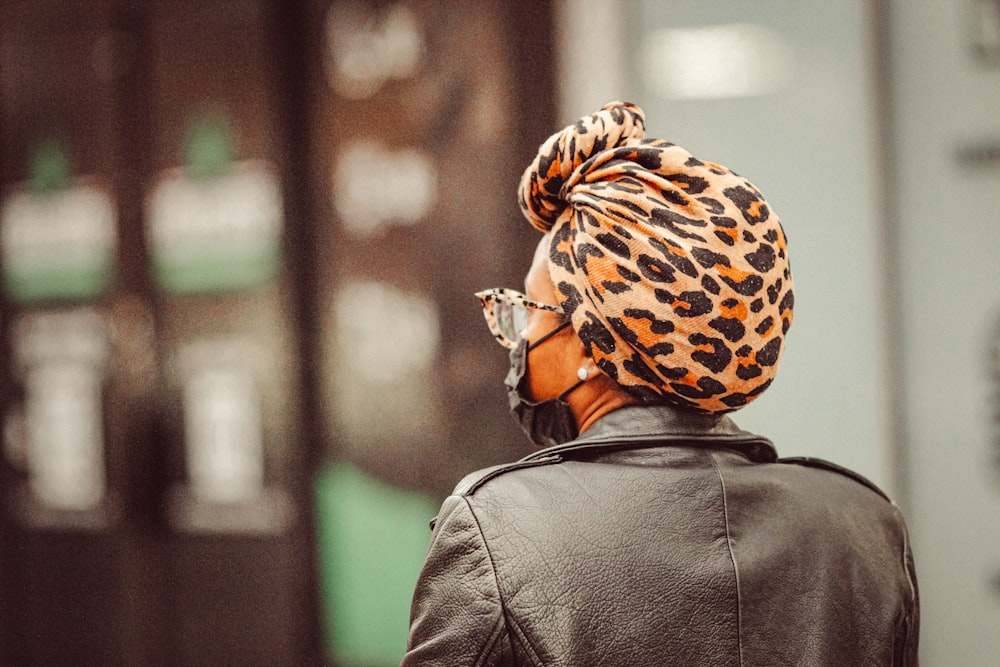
[517,102,794,413]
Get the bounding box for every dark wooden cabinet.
[0,1,554,664]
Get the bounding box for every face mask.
[504,337,584,448]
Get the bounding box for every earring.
[577,367,589,381]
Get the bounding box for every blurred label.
[333,141,436,238]
[14,309,108,511]
[180,339,265,504]
[0,181,116,303]
[146,160,282,295]
[324,1,424,99]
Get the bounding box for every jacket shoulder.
[452,454,564,497]
[778,456,891,502]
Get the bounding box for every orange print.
[720,300,748,321]
[716,264,752,283]
[665,244,688,258]
[717,228,738,244]
[623,314,659,347]
[674,370,701,388]
[748,199,763,217]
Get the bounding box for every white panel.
[890,1,1000,664]
[555,0,630,121]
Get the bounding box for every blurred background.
[0,0,997,665]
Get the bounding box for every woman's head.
[517,102,794,413]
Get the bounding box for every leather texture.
[402,405,919,666]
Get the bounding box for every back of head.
[518,102,794,413]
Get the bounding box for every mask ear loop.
[526,320,572,352]
[526,319,583,400]
[557,377,585,401]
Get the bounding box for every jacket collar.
[520,403,778,464]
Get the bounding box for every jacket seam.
[474,612,506,667]
[711,452,744,667]
[462,497,525,665]
[502,610,545,667]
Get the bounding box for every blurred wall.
[890,1,1000,664]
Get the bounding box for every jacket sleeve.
[401,495,511,666]
[897,520,920,667]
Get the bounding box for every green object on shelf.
[314,462,438,666]
[29,138,73,194]
[184,114,235,180]
[1,182,116,304]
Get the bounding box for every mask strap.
[557,378,586,402]
[527,320,572,352]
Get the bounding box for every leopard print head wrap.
[517,102,793,413]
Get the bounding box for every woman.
[402,102,919,666]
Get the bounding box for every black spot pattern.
[596,232,632,259]
[696,197,726,214]
[756,337,782,367]
[767,278,783,305]
[577,312,616,354]
[691,247,730,269]
[609,314,675,357]
[655,289,713,318]
[714,230,736,246]
[780,290,795,333]
[636,254,678,283]
[754,316,774,335]
[575,242,605,276]
[623,353,666,387]
[711,216,738,228]
[617,265,641,282]
[689,333,732,373]
[611,224,634,240]
[710,316,746,342]
[723,185,770,224]
[671,375,727,399]
[666,173,709,194]
[602,280,631,294]
[721,273,764,297]
[744,244,776,272]
[648,207,709,242]
[550,224,575,273]
[654,363,689,380]
[662,189,691,207]
[649,238,699,278]
[556,281,585,316]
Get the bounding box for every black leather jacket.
[403,405,919,666]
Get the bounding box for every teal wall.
[315,463,438,666]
